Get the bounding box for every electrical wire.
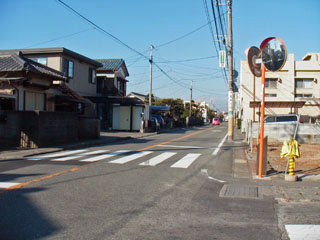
[155,55,217,63]
[24,27,95,48]
[155,21,213,49]
[56,0,149,61]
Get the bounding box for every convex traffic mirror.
[260,37,287,72]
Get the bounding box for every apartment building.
[239,52,320,132]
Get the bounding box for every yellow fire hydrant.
[280,138,301,176]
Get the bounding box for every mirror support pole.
[258,65,266,178]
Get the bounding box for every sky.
[1,0,319,111]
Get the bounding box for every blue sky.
[1,0,319,111]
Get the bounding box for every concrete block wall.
[0,111,99,148]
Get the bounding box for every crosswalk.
[0,149,204,190]
[22,148,203,169]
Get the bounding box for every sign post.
[246,37,287,178]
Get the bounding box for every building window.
[30,57,47,65]
[295,93,312,98]
[88,68,96,84]
[63,58,74,78]
[265,78,278,88]
[117,80,121,90]
[265,93,277,97]
[295,78,313,88]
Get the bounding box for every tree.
[144,94,155,104]
[153,98,184,120]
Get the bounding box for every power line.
[56,0,149,61]
[155,21,213,49]
[56,0,188,92]
[155,55,217,63]
[203,0,228,89]
[24,28,95,48]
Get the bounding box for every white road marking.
[109,151,153,164]
[211,130,222,132]
[212,133,228,155]
[201,169,226,183]
[158,144,207,149]
[51,150,109,161]
[234,159,247,164]
[170,153,201,168]
[0,182,20,189]
[285,224,320,240]
[208,176,226,183]
[139,152,177,166]
[80,150,130,162]
[25,149,88,160]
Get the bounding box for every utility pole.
[189,80,193,117]
[227,0,234,140]
[149,45,154,124]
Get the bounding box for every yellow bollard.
[280,138,301,180]
[288,157,295,175]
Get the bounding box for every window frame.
[63,58,74,78]
[265,78,278,89]
[88,67,96,84]
[295,78,313,89]
[30,57,47,66]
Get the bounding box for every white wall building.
[239,52,320,133]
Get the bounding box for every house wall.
[240,53,320,133]
[66,56,97,96]
[24,53,98,97]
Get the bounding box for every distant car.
[212,117,220,125]
[152,115,165,127]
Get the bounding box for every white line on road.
[201,169,225,183]
[80,150,130,162]
[109,151,153,164]
[139,152,177,166]
[25,149,88,160]
[158,144,207,149]
[170,153,201,168]
[285,224,320,240]
[212,133,228,155]
[0,182,20,189]
[51,150,109,161]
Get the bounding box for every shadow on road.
[0,187,60,240]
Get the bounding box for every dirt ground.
[253,142,320,175]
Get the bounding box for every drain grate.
[219,184,262,199]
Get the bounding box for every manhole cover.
[219,184,262,199]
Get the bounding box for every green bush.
[237,118,241,129]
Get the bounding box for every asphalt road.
[0,124,280,240]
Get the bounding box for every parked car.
[151,116,160,131]
[264,114,300,124]
[212,117,220,125]
[152,114,165,127]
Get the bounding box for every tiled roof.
[95,59,129,76]
[96,59,124,70]
[0,53,66,80]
